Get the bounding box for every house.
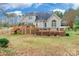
[35,13,62,30]
[10,12,67,35]
[6,11,65,31]
[23,12,67,31]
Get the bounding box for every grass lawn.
[0,30,79,56]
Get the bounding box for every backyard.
[0,30,79,56]
[0,3,79,56]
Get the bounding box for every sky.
[0,3,79,23]
[0,3,79,15]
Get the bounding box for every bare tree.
[63,9,76,29]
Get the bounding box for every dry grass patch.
[0,32,79,56]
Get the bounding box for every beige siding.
[36,21,44,28]
[35,14,62,29]
[47,14,62,28]
[26,16,36,23]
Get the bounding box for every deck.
[34,28,65,36]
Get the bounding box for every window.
[36,23,37,26]
[29,16,32,19]
[44,22,47,28]
[52,20,56,28]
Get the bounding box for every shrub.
[65,33,70,36]
[14,29,22,35]
[0,38,9,48]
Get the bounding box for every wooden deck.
[10,26,65,36]
[34,28,65,36]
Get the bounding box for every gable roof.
[36,13,62,21]
[35,12,52,21]
[49,13,62,20]
[24,12,61,21]
[24,12,52,20]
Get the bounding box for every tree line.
[54,8,79,30]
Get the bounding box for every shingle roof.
[35,12,52,21]
[24,12,53,21]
